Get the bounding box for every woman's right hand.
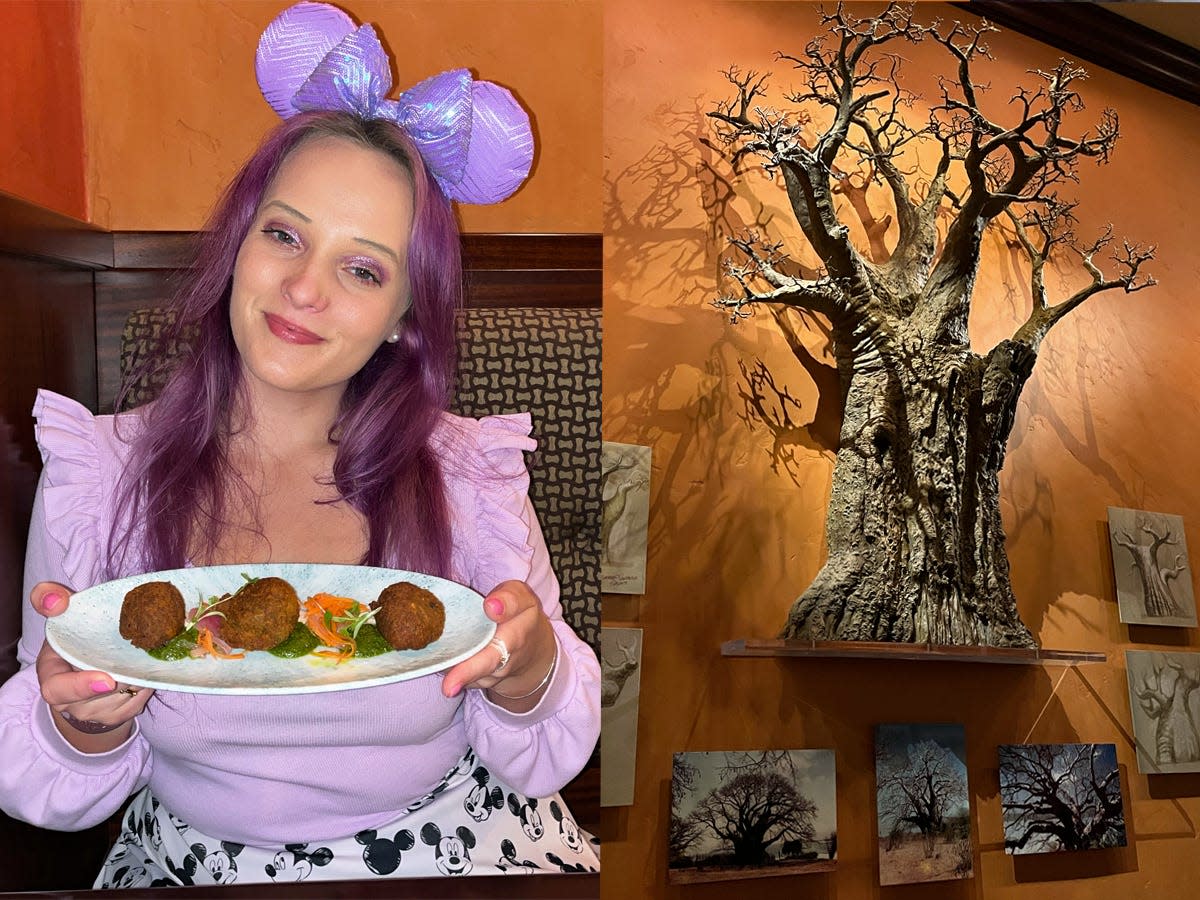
[31,581,154,753]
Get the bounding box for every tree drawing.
[600,638,640,708]
[877,738,968,858]
[600,449,649,565]
[1114,522,1188,618]
[688,771,818,866]
[708,3,1154,646]
[998,743,1125,854]
[1134,654,1200,766]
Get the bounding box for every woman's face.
[230,135,414,405]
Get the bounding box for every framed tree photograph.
[875,723,973,885]
[998,743,1126,854]
[1126,649,1200,774]
[601,626,644,807]
[1108,507,1197,627]
[668,749,837,884]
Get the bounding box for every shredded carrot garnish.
[307,593,359,616]
[195,626,245,660]
[302,594,360,662]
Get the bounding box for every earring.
[386,331,400,344]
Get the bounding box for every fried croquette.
[371,581,445,651]
[120,581,186,650]
[220,577,300,651]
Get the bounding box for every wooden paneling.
[27,873,599,898]
[954,1,1200,107]
[0,190,111,269]
[0,196,112,894]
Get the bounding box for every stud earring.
[386,331,400,344]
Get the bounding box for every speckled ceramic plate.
[44,564,493,695]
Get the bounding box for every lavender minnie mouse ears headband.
[255,1,534,205]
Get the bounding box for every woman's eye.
[262,227,299,246]
[347,264,383,287]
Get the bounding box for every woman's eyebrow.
[262,200,311,222]
[354,237,400,265]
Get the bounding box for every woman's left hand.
[442,580,557,710]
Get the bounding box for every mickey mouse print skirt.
[95,748,600,887]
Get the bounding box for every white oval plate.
[44,564,493,695]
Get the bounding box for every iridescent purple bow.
[255,1,534,205]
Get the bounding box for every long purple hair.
[107,112,461,579]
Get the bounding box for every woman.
[0,2,599,886]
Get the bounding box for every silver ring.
[488,636,510,672]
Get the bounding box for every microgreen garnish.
[184,590,232,630]
[332,603,380,640]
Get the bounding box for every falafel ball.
[220,577,300,651]
[372,582,445,651]
[120,581,186,650]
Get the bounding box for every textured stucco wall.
[0,0,87,220]
[602,2,1200,897]
[79,0,601,233]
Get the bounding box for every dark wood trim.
[0,190,112,269]
[6,873,599,898]
[461,233,601,271]
[952,2,1200,107]
[111,231,195,269]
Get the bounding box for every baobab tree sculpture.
[709,3,1154,646]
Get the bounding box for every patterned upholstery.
[451,307,601,650]
[118,306,601,651]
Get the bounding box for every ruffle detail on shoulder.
[434,412,538,592]
[32,390,106,587]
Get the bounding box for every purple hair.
[107,112,461,579]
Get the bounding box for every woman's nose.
[282,259,329,311]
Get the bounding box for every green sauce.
[143,620,387,662]
[147,627,199,661]
[268,623,321,658]
[353,624,391,658]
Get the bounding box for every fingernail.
[446,682,460,697]
[90,680,112,694]
[486,599,503,617]
[43,593,62,612]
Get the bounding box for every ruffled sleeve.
[19,390,112,667]
[0,390,153,831]
[436,412,601,797]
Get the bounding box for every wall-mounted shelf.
[721,638,1106,666]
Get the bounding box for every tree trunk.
[781,330,1038,648]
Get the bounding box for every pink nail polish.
[90,680,112,694]
[486,599,503,617]
[43,593,62,612]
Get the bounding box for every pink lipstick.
[265,313,323,345]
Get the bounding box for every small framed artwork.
[1126,649,1200,774]
[875,723,973,886]
[668,749,837,883]
[601,441,652,595]
[1107,507,1197,627]
[998,743,1126,854]
[601,626,644,807]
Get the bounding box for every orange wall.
[0,0,87,220]
[78,0,601,233]
[603,2,1200,898]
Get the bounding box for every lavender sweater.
[0,391,599,845]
